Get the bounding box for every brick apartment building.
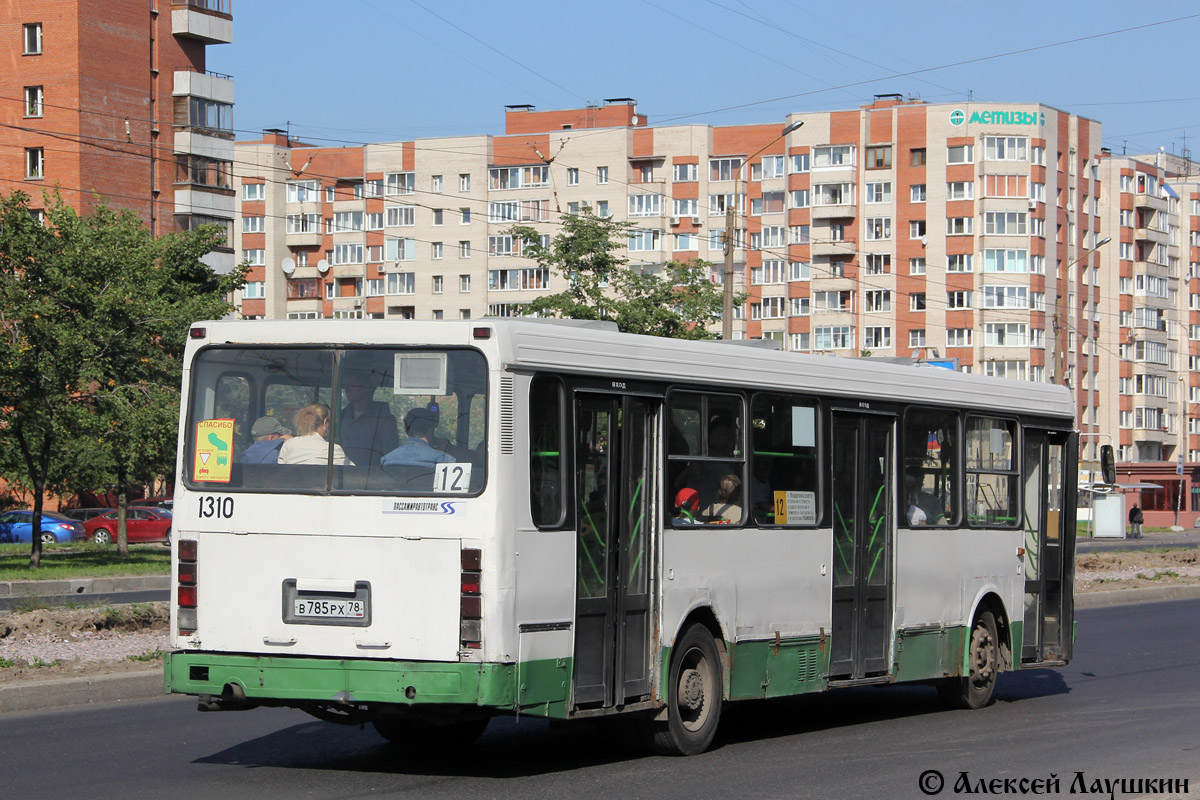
[1,0,236,274]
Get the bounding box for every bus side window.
[530,376,566,528]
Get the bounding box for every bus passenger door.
[1021,430,1075,665]
[572,394,655,708]
[829,411,894,681]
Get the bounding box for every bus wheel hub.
[681,668,704,710]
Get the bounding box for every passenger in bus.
[278,404,355,466]
[240,416,292,463]
[702,474,743,524]
[381,407,454,467]
[339,371,400,468]
[905,472,945,526]
[672,487,701,525]
[692,417,741,508]
[750,457,773,518]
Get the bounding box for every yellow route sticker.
[193,419,235,483]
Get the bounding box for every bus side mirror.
[1100,444,1116,486]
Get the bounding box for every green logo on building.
[949,109,966,126]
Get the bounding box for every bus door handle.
[263,636,297,646]
[356,640,392,650]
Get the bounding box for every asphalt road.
[3,600,1197,800]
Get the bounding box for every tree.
[0,191,244,565]
[509,210,738,339]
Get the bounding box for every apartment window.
[242,249,266,266]
[984,361,1026,380]
[947,254,973,273]
[433,209,444,226]
[366,279,384,297]
[324,186,336,204]
[864,254,891,275]
[460,309,471,319]
[865,182,892,204]
[20,145,44,179]
[984,136,1028,161]
[751,297,786,319]
[865,145,892,169]
[790,189,810,209]
[751,260,786,285]
[910,220,927,239]
[242,216,265,233]
[459,241,471,258]
[567,168,579,186]
[709,158,743,181]
[758,155,786,179]
[791,333,811,351]
[947,291,972,309]
[386,206,416,227]
[489,235,518,257]
[24,86,43,117]
[629,194,662,217]
[460,208,471,224]
[432,242,444,260]
[596,200,610,218]
[387,273,415,295]
[983,174,1028,198]
[286,180,319,203]
[489,268,550,291]
[983,211,1027,235]
[242,281,265,299]
[175,155,232,189]
[790,225,810,244]
[865,290,891,312]
[286,213,319,234]
[984,323,1027,347]
[367,245,383,263]
[628,230,660,251]
[910,148,926,167]
[946,181,974,200]
[672,198,699,217]
[947,144,973,164]
[864,217,891,241]
[814,325,855,350]
[460,274,471,292]
[674,233,698,251]
[983,285,1029,308]
[750,226,786,250]
[184,97,233,133]
[385,172,415,195]
[909,257,926,275]
[864,326,891,348]
[242,183,266,201]
[333,243,364,265]
[946,217,973,235]
[332,211,364,232]
[596,166,609,184]
[813,183,854,206]
[709,193,744,215]
[910,184,926,202]
[947,328,972,347]
[909,329,926,347]
[751,192,786,215]
[814,290,853,311]
[983,249,1028,273]
[672,163,698,182]
[812,145,855,168]
[23,23,42,55]
[459,173,471,192]
[639,164,655,182]
[911,293,926,312]
[790,297,811,316]
[790,153,810,173]
[367,212,383,230]
[429,175,443,193]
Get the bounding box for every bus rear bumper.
[164,651,521,709]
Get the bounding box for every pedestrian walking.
[1128,503,1144,539]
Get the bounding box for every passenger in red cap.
[673,487,700,525]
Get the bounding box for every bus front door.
[1021,430,1075,665]
[829,411,895,681]
[572,394,654,708]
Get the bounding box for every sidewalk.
[1076,525,1200,553]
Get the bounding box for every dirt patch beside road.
[1075,549,1200,592]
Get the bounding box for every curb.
[0,669,163,714]
[0,575,170,599]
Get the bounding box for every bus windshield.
[183,346,487,495]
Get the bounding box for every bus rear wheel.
[938,610,999,709]
[646,623,723,756]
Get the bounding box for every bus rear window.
[183,346,487,495]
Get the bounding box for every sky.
[218,1,1200,158]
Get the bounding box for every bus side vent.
[500,377,515,455]
[797,646,820,684]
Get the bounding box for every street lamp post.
[722,120,804,340]
[1084,235,1111,463]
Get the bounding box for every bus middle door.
[572,393,655,710]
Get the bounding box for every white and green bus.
[165,318,1081,755]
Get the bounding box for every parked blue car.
[0,510,87,544]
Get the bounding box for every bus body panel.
[893,528,1020,630]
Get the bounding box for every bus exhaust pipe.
[198,684,257,712]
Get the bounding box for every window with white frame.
[864,253,891,275]
[910,184,926,203]
[387,272,415,295]
[947,291,972,309]
[385,172,414,195]
[751,226,787,250]
[815,325,855,349]
[813,183,853,206]
[984,361,1026,380]
[751,260,786,284]
[947,328,972,347]
[332,243,363,265]
[488,235,518,257]
[242,216,264,233]
[489,268,550,291]
[674,233,698,251]
[384,238,415,262]
[814,290,853,311]
[947,216,973,235]
[596,166,608,184]
[791,332,810,351]
[909,329,926,347]
[864,217,891,240]
[385,205,415,227]
[984,211,1027,235]
[790,189,810,208]
[366,279,384,297]
[790,296,810,316]
[812,145,855,168]
[910,293,926,312]
[628,229,660,251]
[984,136,1028,161]
[567,168,579,186]
[752,192,786,215]
[488,165,549,190]
[286,213,319,234]
[751,297,786,319]
[23,22,42,54]
[242,249,265,266]
[672,163,698,182]
[460,208,471,224]
[946,181,974,200]
[865,182,892,204]
[710,158,743,181]
[863,326,891,348]
[709,193,744,215]
[629,194,662,217]
[865,290,891,312]
[790,225,810,244]
[983,285,1028,308]
[790,153,810,173]
[947,144,973,164]
[242,281,265,299]
[909,257,926,275]
[431,242,444,260]
[790,261,810,281]
[910,220,927,239]
[333,211,364,232]
[984,323,1027,346]
[24,85,43,117]
[286,180,319,203]
[983,249,1028,272]
[242,183,266,201]
[673,198,699,217]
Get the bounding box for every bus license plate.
[293,598,365,619]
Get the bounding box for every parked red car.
[84,507,172,545]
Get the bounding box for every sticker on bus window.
[433,462,472,493]
[773,490,816,525]
[193,419,235,483]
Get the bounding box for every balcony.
[171,1,233,44]
[173,70,234,104]
[1132,192,1167,212]
[1134,225,1170,246]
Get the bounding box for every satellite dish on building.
[317,259,330,273]
[281,257,296,274]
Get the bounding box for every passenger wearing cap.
[380,407,454,467]
[241,415,293,464]
[338,370,400,468]
[672,487,700,525]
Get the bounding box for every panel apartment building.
[234,97,1103,419]
[0,0,236,273]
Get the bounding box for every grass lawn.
[0,543,170,582]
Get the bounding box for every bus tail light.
[461,548,481,649]
[177,539,198,635]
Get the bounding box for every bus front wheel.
[647,623,723,756]
[938,610,999,709]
